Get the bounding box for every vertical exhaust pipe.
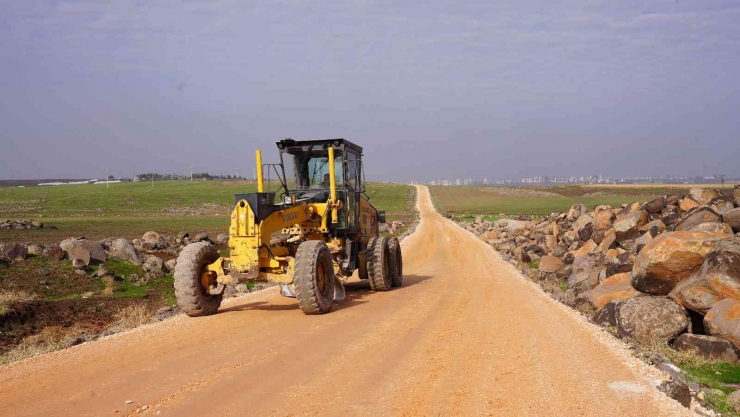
[255,150,264,192]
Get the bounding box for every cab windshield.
[287,145,343,191]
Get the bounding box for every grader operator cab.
[174,138,403,315]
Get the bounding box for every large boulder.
[538,255,563,273]
[615,297,690,342]
[674,206,722,232]
[724,208,740,232]
[567,203,587,221]
[673,334,739,362]
[669,238,740,313]
[704,298,740,350]
[689,188,720,206]
[613,210,648,242]
[108,238,143,265]
[631,231,727,295]
[587,273,641,310]
[574,215,594,241]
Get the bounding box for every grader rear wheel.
[174,242,223,317]
[294,240,335,315]
[368,237,392,291]
[388,237,403,287]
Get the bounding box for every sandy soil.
[0,186,690,417]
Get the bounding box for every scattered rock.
[679,198,700,212]
[567,253,609,296]
[689,188,720,206]
[674,207,722,232]
[574,215,594,242]
[142,256,164,274]
[724,208,740,233]
[66,337,85,348]
[164,259,177,273]
[614,297,689,342]
[43,243,65,261]
[704,298,740,350]
[538,255,563,273]
[673,334,739,362]
[631,231,727,295]
[614,210,648,242]
[567,203,587,221]
[216,234,229,245]
[0,243,28,262]
[587,273,641,310]
[67,246,91,267]
[669,238,740,314]
[27,244,45,256]
[191,232,209,242]
[643,196,666,213]
[109,238,143,265]
[728,390,740,413]
[689,222,734,236]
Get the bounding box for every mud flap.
[333,277,346,301]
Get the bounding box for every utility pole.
[151,170,154,188]
[106,169,109,189]
[719,174,726,186]
[190,165,193,183]
[235,168,239,180]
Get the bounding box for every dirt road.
[0,186,688,416]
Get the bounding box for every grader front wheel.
[294,240,336,315]
[174,242,223,317]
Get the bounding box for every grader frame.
[173,138,403,316]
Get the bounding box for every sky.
[1,0,739,182]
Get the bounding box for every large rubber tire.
[368,237,392,291]
[174,242,222,317]
[294,240,335,315]
[388,237,403,287]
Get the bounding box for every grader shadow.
[219,274,432,314]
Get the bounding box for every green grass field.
[0,180,414,243]
[429,185,735,217]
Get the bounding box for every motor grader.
[174,138,403,316]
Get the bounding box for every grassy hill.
[0,180,414,243]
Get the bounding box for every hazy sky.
[1,0,739,182]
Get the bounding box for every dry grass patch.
[110,304,152,332]
[0,290,36,315]
[0,326,70,365]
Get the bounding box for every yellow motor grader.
[174,138,403,315]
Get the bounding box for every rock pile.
[380,220,407,236]
[458,187,740,360]
[0,219,46,230]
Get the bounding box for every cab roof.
[276,138,363,154]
